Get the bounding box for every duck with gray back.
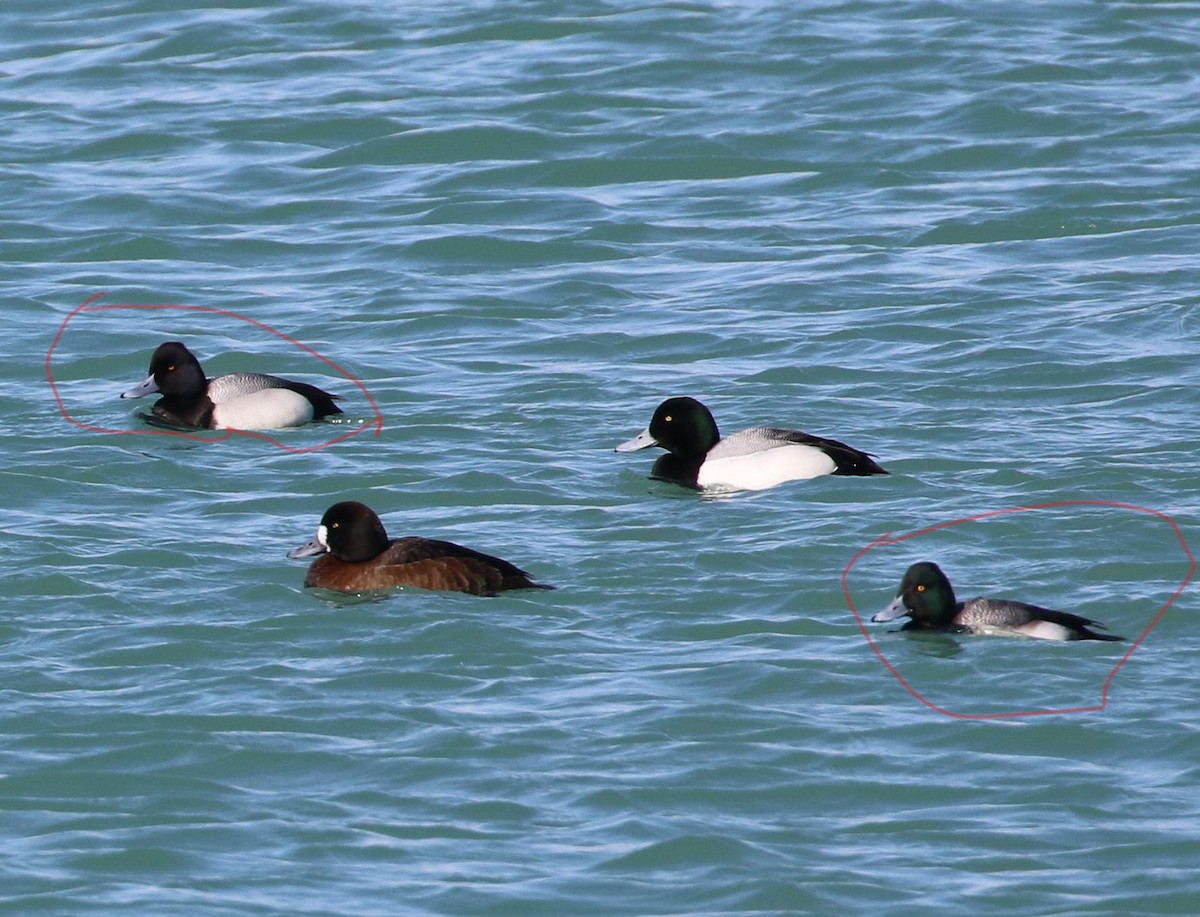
[873,561,1123,641]
[122,341,342,430]
[616,396,887,491]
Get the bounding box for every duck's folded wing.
[707,427,805,459]
[381,537,552,594]
[711,427,886,475]
[208,372,342,415]
[960,598,1123,641]
[1023,605,1124,641]
[206,372,290,402]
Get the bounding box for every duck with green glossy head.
[615,396,887,491]
[873,561,1123,641]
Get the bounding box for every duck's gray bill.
[121,374,159,399]
[287,538,325,560]
[615,428,657,453]
[872,596,908,623]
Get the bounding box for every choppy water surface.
[5,1,1200,914]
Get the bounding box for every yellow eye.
[330,522,340,530]
[916,584,925,593]
[166,364,176,372]
[664,415,673,422]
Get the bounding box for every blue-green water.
[5,1,1200,914]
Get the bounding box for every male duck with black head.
[616,396,887,491]
[873,561,1123,641]
[289,501,553,596]
[122,341,342,430]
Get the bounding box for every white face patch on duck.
[286,523,330,560]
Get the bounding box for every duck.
[615,396,887,491]
[121,341,342,430]
[287,501,553,596]
[872,561,1123,641]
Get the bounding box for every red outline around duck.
[47,293,383,454]
[844,500,1193,719]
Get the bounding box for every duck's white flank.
[211,388,315,430]
[696,442,837,490]
[1009,620,1075,641]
